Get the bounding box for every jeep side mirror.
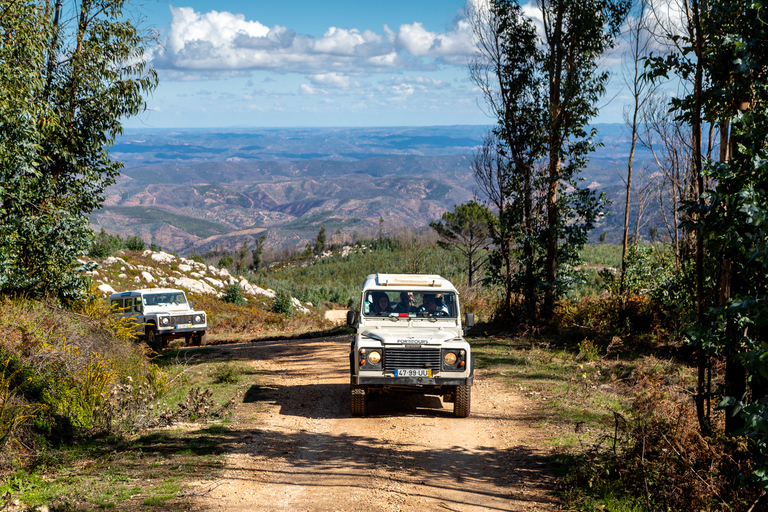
[464,313,474,328]
[346,310,358,326]
[188,300,193,308]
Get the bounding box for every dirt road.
[189,336,558,512]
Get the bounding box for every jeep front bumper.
[351,375,473,386]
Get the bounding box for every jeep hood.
[361,329,458,344]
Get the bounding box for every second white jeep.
[110,288,208,348]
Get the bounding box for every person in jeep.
[372,292,393,315]
[419,293,449,316]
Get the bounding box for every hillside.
[93,125,664,255]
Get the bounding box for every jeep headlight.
[444,352,457,365]
[159,316,170,326]
[368,351,381,365]
[194,314,204,324]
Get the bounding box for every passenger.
[372,293,393,315]
[419,293,449,316]
[395,292,415,314]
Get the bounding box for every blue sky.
[129,0,628,128]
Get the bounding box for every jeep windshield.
[363,290,457,318]
[142,292,187,307]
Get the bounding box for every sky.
[127,0,630,129]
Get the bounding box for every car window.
[363,290,456,318]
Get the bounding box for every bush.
[223,283,246,306]
[218,256,234,269]
[212,364,241,384]
[188,251,205,264]
[125,235,145,251]
[89,229,124,259]
[271,290,293,317]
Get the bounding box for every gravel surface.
[188,336,558,512]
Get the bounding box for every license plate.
[395,369,432,377]
[175,323,190,329]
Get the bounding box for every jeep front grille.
[383,348,441,370]
[171,315,197,324]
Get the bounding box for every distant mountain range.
[94,124,661,255]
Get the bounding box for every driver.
[419,293,449,316]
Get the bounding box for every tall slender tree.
[539,0,630,317]
[468,0,626,321]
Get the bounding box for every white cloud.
[308,73,351,89]
[395,20,474,64]
[300,84,320,95]
[151,7,475,78]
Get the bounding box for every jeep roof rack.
[376,274,443,287]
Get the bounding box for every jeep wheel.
[454,385,471,418]
[193,332,207,346]
[350,385,366,416]
[146,327,163,351]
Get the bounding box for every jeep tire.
[146,327,164,351]
[350,385,366,416]
[193,332,207,346]
[454,384,471,418]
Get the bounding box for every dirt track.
[189,336,558,512]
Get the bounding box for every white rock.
[103,256,127,266]
[205,277,225,288]
[97,283,115,295]
[118,273,127,279]
[291,297,310,314]
[178,264,193,273]
[149,251,176,264]
[190,272,204,279]
[133,276,141,283]
[174,277,217,295]
[141,271,154,283]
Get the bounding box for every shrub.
[223,283,246,306]
[218,256,234,269]
[272,290,293,317]
[188,251,205,264]
[125,235,145,251]
[212,364,241,384]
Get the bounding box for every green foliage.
[188,251,206,264]
[430,201,493,287]
[249,235,266,272]
[643,0,768,493]
[271,290,294,317]
[218,256,234,269]
[255,237,466,309]
[211,364,241,384]
[599,244,674,297]
[0,0,157,302]
[223,283,246,306]
[88,229,125,259]
[124,235,145,252]
[315,225,326,255]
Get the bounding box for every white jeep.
[110,288,208,348]
[347,274,475,417]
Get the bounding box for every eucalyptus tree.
[0,0,157,302]
[538,0,631,316]
[467,0,547,318]
[467,0,627,320]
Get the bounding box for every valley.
[94,125,658,255]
